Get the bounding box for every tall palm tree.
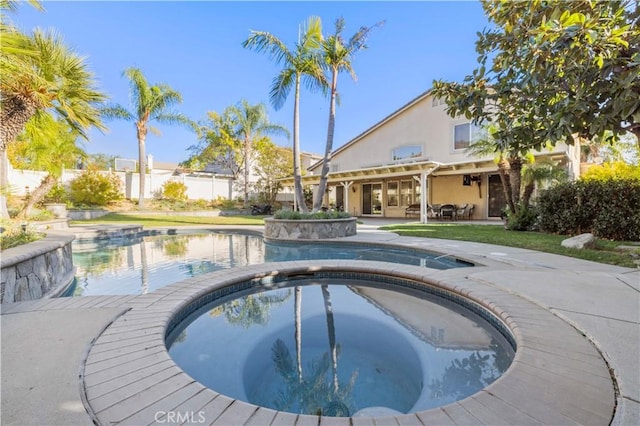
[243,16,327,212]
[11,114,85,218]
[0,26,106,218]
[102,67,194,208]
[226,100,289,208]
[313,18,383,211]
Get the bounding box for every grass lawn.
[71,212,265,227]
[380,223,640,268]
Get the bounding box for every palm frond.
[243,31,293,66]
[270,68,294,110]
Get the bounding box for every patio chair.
[440,204,455,220]
[457,203,474,220]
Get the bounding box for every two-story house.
[282,89,581,221]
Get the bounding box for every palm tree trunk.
[497,157,515,214]
[243,135,251,208]
[522,182,535,207]
[140,239,149,294]
[294,286,303,382]
[1,149,11,219]
[137,125,146,208]
[0,94,39,218]
[508,157,523,212]
[313,68,339,212]
[321,284,339,394]
[292,74,308,212]
[0,94,38,152]
[17,174,56,219]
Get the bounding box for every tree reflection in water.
[271,338,357,416]
[208,289,292,328]
[429,338,511,400]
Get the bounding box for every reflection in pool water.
[167,281,514,417]
[67,232,472,296]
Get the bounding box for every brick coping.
[81,260,615,425]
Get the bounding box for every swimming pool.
[66,231,472,296]
[166,275,514,417]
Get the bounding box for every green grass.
[70,213,265,227]
[380,223,640,268]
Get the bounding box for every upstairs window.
[453,123,482,151]
[392,145,423,161]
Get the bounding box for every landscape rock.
[561,233,596,250]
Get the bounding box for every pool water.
[167,280,514,417]
[67,232,471,296]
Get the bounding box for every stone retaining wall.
[1,233,75,304]
[264,217,357,240]
[68,209,110,220]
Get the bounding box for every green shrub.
[505,204,539,231]
[43,183,67,204]
[581,161,640,182]
[161,181,188,202]
[538,179,640,240]
[273,210,352,220]
[0,223,44,250]
[69,170,122,206]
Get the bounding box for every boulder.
[561,233,596,250]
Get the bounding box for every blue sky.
[14,1,490,164]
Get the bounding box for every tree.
[226,100,289,207]
[432,0,639,220]
[433,1,639,151]
[86,153,118,170]
[313,18,382,211]
[254,138,293,205]
[1,19,106,217]
[102,67,194,208]
[184,101,288,207]
[10,113,85,218]
[183,110,242,179]
[243,16,327,212]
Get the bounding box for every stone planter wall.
[264,217,357,240]
[44,203,68,219]
[68,209,110,220]
[1,233,75,304]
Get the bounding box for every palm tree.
[226,100,289,208]
[101,67,194,208]
[10,113,85,218]
[243,16,327,212]
[313,18,383,211]
[0,26,106,218]
[521,160,568,207]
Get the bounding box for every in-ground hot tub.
[166,272,515,417]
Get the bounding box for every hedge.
[537,179,640,241]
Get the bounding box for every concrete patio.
[1,221,638,425]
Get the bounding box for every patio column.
[420,171,428,224]
[341,181,353,213]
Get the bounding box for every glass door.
[488,174,506,217]
[362,183,382,215]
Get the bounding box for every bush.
[581,161,640,182]
[538,179,640,240]
[69,170,122,206]
[44,184,67,204]
[161,181,188,202]
[273,210,352,220]
[505,204,539,231]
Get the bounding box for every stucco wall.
[1,233,75,303]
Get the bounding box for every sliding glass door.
[362,183,382,215]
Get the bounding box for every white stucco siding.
[328,95,492,171]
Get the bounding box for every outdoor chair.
[405,203,421,217]
[440,204,456,220]
[457,203,474,220]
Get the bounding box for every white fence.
[8,167,238,202]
